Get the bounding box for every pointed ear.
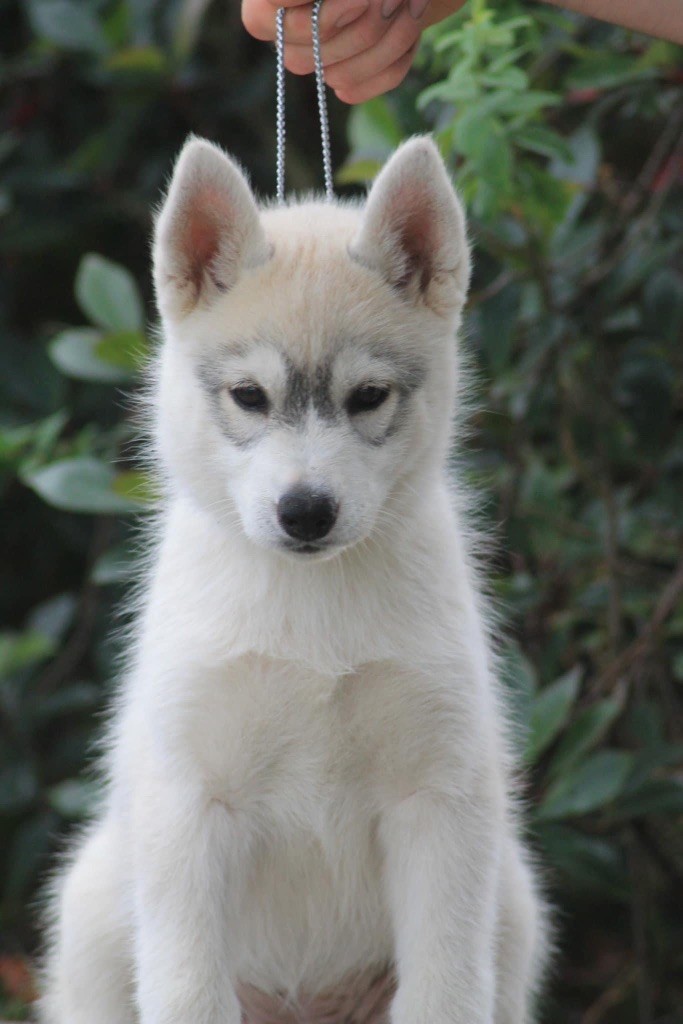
[351,137,470,316]
[153,137,270,321]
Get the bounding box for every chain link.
[275,7,286,203]
[276,0,334,203]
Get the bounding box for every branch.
[592,554,683,694]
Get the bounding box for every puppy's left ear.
[153,136,270,322]
[351,137,470,316]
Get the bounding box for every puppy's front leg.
[132,771,245,1024]
[381,785,501,1024]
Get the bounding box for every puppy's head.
[152,135,470,559]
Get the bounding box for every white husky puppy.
[39,135,549,1024]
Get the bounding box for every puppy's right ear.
[153,137,270,321]
[351,137,469,317]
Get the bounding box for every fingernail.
[408,0,429,17]
[381,0,403,19]
[335,1,369,28]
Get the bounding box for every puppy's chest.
[180,656,420,825]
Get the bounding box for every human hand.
[241,0,467,104]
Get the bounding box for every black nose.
[277,488,338,543]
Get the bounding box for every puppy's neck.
[150,468,453,677]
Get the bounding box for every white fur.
[38,136,550,1024]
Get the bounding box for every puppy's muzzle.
[277,487,338,543]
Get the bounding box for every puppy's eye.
[230,384,269,413]
[346,384,390,416]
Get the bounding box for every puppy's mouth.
[284,541,328,556]
[281,539,346,561]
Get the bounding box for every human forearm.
[544,0,683,43]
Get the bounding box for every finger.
[282,0,370,44]
[244,0,371,46]
[323,9,419,89]
[242,0,280,41]
[284,2,399,74]
[264,0,313,7]
[334,39,417,103]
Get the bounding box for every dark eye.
[230,383,269,413]
[346,384,391,416]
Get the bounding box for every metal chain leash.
[276,0,334,204]
[275,6,286,202]
[311,0,334,201]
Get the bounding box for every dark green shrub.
[1,1,681,1020]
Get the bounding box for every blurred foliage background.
[1,0,682,1020]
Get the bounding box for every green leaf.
[49,328,132,383]
[0,763,38,814]
[26,411,68,462]
[172,0,214,59]
[500,640,537,744]
[538,749,635,820]
[515,125,573,162]
[642,268,683,345]
[548,697,622,779]
[566,50,648,90]
[0,631,56,679]
[609,779,683,820]
[1,810,56,908]
[336,159,382,186]
[418,75,476,109]
[535,823,629,900]
[21,458,146,515]
[47,778,102,819]
[28,0,109,53]
[622,742,683,795]
[488,43,533,73]
[479,66,528,92]
[525,667,581,763]
[91,545,138,585]
[477,281,520,373]
[461,124,514,199]
[0,412,67,470]
[27,593,76,643]
[111,470,159,508]
[455,112,504,160]
[95,330,148,373]
[505,90,560,118]
[34,682,101,720]
[105,46,167,74]
[75,254,144,333]
[551,125,600,187]
[347,97,403,157]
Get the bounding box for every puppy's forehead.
[190,200,430,378]
[221,335,425,390]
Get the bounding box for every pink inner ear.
[388,185,439,293]
[179,186,232,296]
[395,211,433,293]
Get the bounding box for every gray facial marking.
[195,334,427,448]
[382,390,414,442]
[279,358,336,426]
[195,357,262,449]
[195,359,225,408]
[360,339,428,395]
[352,392,412,448]
[348,344,427,447]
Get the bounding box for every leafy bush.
[343,4,683,1019]
[1,0,682,1021]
